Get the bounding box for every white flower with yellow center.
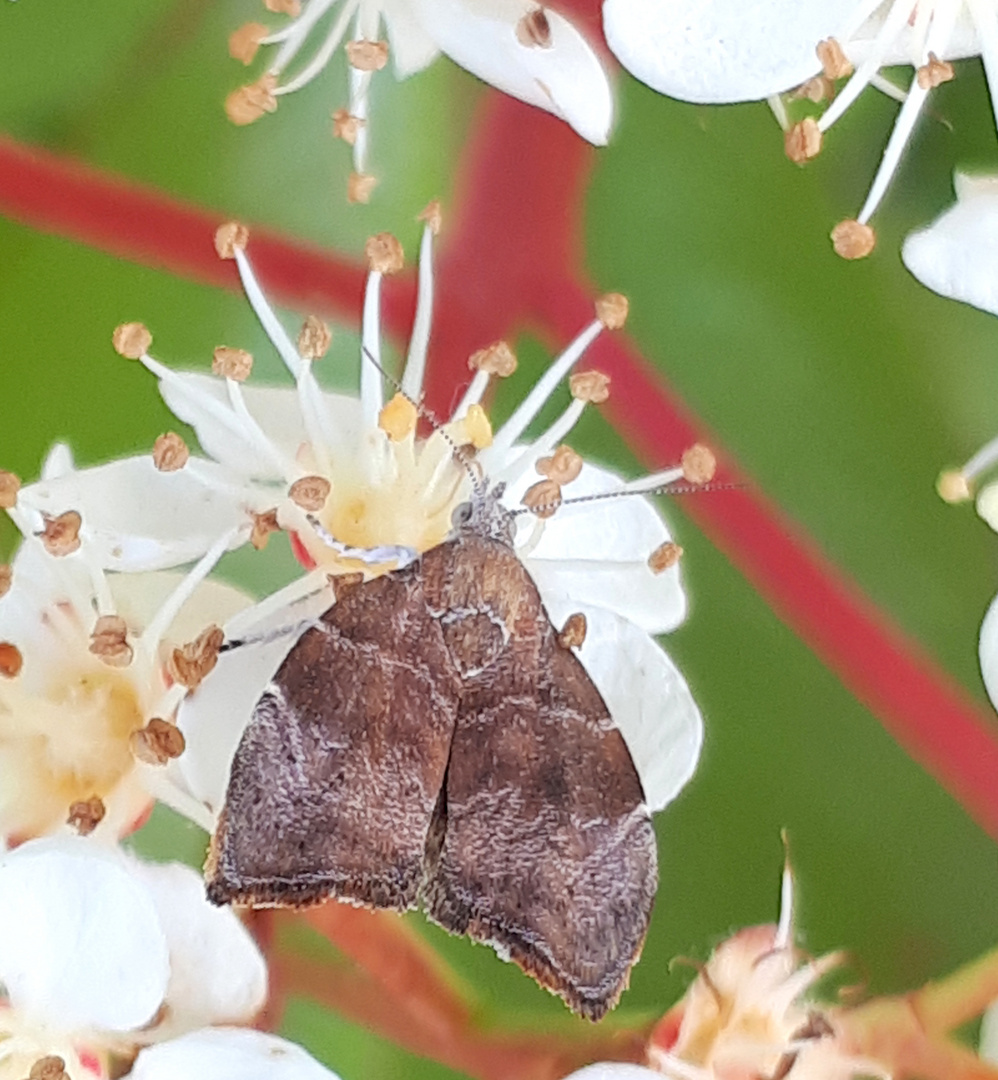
[0,448,254,841]
[0,836,338,1080]
[57,211,707,824]
[603,1,998,258]
[226,0,613,201]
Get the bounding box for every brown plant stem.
[267,904,650,1080]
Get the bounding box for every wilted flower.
[0,446,252,840]
[66,210,706,824]
[562,863,886,1080]
[603,1,995,257]
[0,836,275,1080]
[226,0,613,200]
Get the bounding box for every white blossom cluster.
[0,209,706,1078]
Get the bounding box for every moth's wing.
[206,569,461,910]
[419,540,658,1020]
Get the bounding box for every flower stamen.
[66,795,106,836]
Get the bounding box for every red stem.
[0,98,997,839]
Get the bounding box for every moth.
[206,485,658,1021]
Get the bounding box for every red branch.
[0,97,997,841]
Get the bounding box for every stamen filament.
[819,1,912,132]
[361,270,385,430]
[870,71,908,104]
[498,399,585,488]
[621,466,684,493]
[141,767,215,832]
[224,569,332,639]
[295,358,337,473]
[856,80,930,222]
[152,682,188,722]
[774,863,794,951]
[452,369,490,419]
[961,432,998,480]
[232,248,303,379]
[274,0,360,95]
[767,92,789,132]
[139,352,288,476]
[138,525,244,659]
[490,319,602,457]
[224,376,300,478]
[347,5,379,174]
[269,0,339,74]
[400,222,435,401]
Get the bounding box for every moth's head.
[451,483,514,545]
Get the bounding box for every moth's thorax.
[458,486,515,546]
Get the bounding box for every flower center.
[0,619,151,839]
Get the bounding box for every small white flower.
[603,1,998,257]
[88,212,705,822]
[226,0,613,199]
[0,448,254,840]
[0,836,269,1080]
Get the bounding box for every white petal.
[41,442,75,480]
[562,1065,660,1080]
[603,0,856,102]
[847,7,980,67]
[159,374,363,479]
[903,175,998,315]
[979,591,998,712]
[542,601,703,812]
[978,482,998,533]
[109,572,254,647]
[130,1029,343,1080]
[177,588,333,816]
[0,539,94,649]
[0,838,169,1031]
[507,459,676,562]
[981,999,998,1062]
[527,556,685,635]
[18,457,250,572]
[406,0,613,144]
[382,0,442,75]
[125,858,267,1033]
[508,460,686,634]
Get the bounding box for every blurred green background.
[2,0,998,1075]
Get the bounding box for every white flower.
[0,836,273,1080]
[226,0,612,199]
[603,1,997,257]
[0,447,254,841]
[85,213,705,823]
[130,1029,343,1080]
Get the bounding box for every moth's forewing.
[417,537,658,1021]
[206,569,461,909]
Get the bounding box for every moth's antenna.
[361,344,485,497]
[510,479,745,518]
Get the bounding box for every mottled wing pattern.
[417,537,658,1020]
[206,569,462,909]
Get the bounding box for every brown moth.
[206,486,657,1021]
